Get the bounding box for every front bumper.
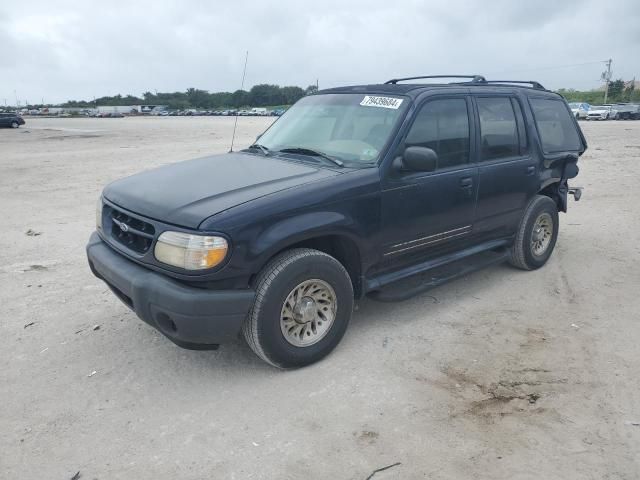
[86,232,255,349]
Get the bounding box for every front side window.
[529,98,583,154]
[257,93,409,166]
[404,98,470,169]
[477,97,520,160]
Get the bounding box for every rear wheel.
[243,248,354,368]
[509,195,559,270]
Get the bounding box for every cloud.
[1,0,639,104]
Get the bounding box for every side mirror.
[402,146,438,172]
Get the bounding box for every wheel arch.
[538,181,566,212]
[251,232,364,299]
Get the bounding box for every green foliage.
[60,84,309,110]
[607,79,625,100]
[557,79,640,104]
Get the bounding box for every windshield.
[256,93,409,166]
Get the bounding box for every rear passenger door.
[472,95,538,240]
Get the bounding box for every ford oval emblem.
[113,218,129,232]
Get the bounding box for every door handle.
[526,166,536,175]
[459,177,473,187]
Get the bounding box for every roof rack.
[385,75,486,84]
[383,75,546,90]
[479,80,546,90]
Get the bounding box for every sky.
[1,0,639,105]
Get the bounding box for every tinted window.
[530,98,582,153]
[405,98,470,168]
[477,97,519,160]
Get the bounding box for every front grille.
[108,206,156,253]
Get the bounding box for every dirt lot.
[1,116,639,479]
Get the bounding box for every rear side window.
[477,97,519,160]
[405,98,470,169]
[529,98,582,153]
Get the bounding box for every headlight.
[154,231,228,270]
[96,197,103,230]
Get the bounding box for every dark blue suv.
[87,75,586,368]
[0,112,25,128]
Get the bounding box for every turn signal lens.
[154,232,228,270]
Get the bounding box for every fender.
[248,210,366,272]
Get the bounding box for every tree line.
[25,79,640,110]
[558,79,639,104]
[61,84,319,110]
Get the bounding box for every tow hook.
[568,187,583,201]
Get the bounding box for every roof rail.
[478,80,546,90]
[383,75,546,90]
[384,75,486,85]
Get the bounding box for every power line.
[487,60,609,76]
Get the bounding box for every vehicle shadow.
[115,261,521,376]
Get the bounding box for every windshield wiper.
[244,143,271,156]
[277,147,344,167]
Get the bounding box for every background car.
[0,112,25,128]
[586,105,613,120]
[610,103,640,120]
[568,102,590,119]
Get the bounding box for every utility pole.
[602,58,612,104]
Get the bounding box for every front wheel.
[11,121,19,128]
[243,248,354,368]
[509,195,559,270]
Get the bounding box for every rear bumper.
[86,232,255,348]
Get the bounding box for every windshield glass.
[257,93,409,165]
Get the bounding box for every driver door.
[378,96,479,268]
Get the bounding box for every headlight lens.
[154,231,228,270]
[96,197,103,230]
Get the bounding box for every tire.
[508,195,559,271]
[243,248,354,368]
[11,121,19,128]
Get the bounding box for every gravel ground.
[1,117,639,480]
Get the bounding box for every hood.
[103,152,340,228]
[589,108,608,114]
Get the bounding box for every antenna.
[229,50,249,153]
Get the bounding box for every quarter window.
[405,98,470,169]
[477,97,520,160]
[530,98,583,153]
